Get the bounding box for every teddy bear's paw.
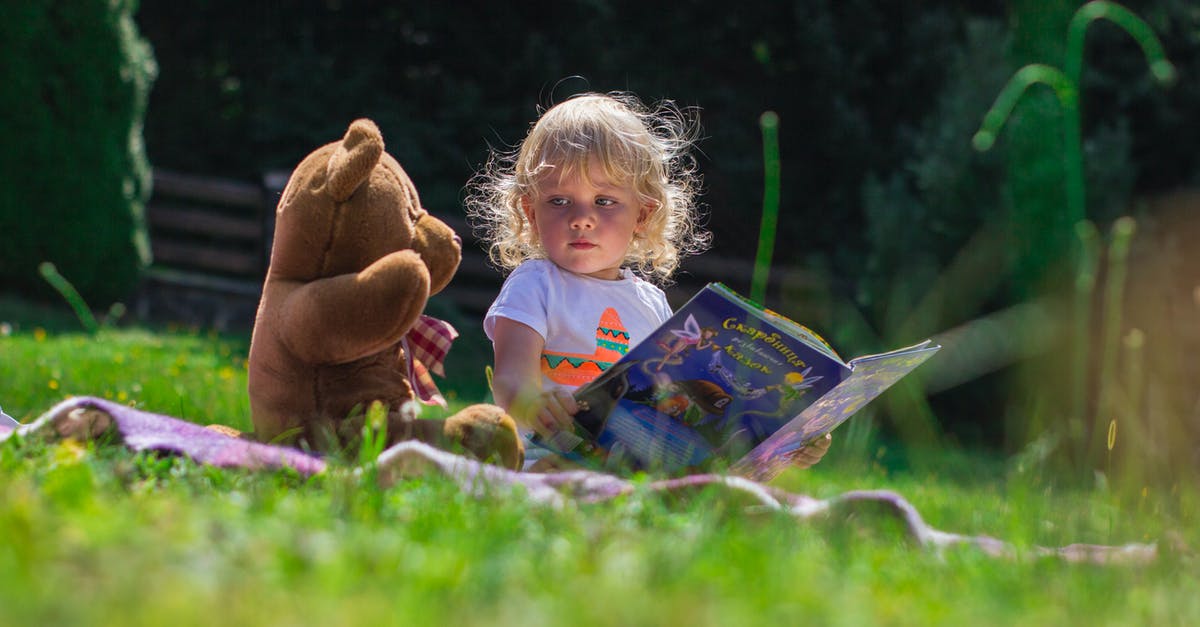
[442,404,525,470]
[783,433,833,469]
[51,406,115,441]
[204,423,251,440]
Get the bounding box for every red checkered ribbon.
[402,315,459,408]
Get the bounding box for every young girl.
[468,92,829,470]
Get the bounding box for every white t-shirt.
[484,259,672,394]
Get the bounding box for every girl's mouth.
[569,240,596,250]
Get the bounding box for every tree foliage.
[0,0,156,306]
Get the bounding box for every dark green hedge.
[0,0,156,307]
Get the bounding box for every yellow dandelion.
[54,440,87,464]
[117,390,128,402]
[48,379,59,390]
[218,366,235,381]
[34,327,47,342]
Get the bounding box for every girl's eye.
[595,197,616,207]
[548,197,569,207]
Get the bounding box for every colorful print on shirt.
[542,307,631,388]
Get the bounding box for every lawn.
[2,296,1197,626]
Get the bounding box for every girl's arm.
[490,317,579,439]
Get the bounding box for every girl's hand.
[787,433,832,469]
[528,452,586,473]
[530,389,581,440]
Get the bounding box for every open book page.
[729,341,940,482]
[565,284,851,472]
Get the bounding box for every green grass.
[2,298,1199,626]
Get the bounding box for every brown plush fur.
[246,119,523,469]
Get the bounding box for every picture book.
[538,283,940,481]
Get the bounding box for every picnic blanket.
[0,396,1160,565]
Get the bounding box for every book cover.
[546,283,939,479]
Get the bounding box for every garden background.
[4,0,1200,496]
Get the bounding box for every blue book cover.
[546,283,939,479]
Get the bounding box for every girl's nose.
[569,208,595,229]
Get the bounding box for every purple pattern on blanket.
[0,396,1163,565]
[3,397,326,475]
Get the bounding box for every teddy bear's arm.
[275,249,431,365]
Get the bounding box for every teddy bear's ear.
[326,119,384,202]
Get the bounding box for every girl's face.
[523,161,648,280]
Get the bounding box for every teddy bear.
[246,118,523,469]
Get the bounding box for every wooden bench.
[135,169,276,330]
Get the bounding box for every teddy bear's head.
[268,119,460,290]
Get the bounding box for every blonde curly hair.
[466,92,710,284]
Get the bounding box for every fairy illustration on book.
[653,314,722,371]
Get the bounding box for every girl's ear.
[521,196,538,234]
[635,201,657,233]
